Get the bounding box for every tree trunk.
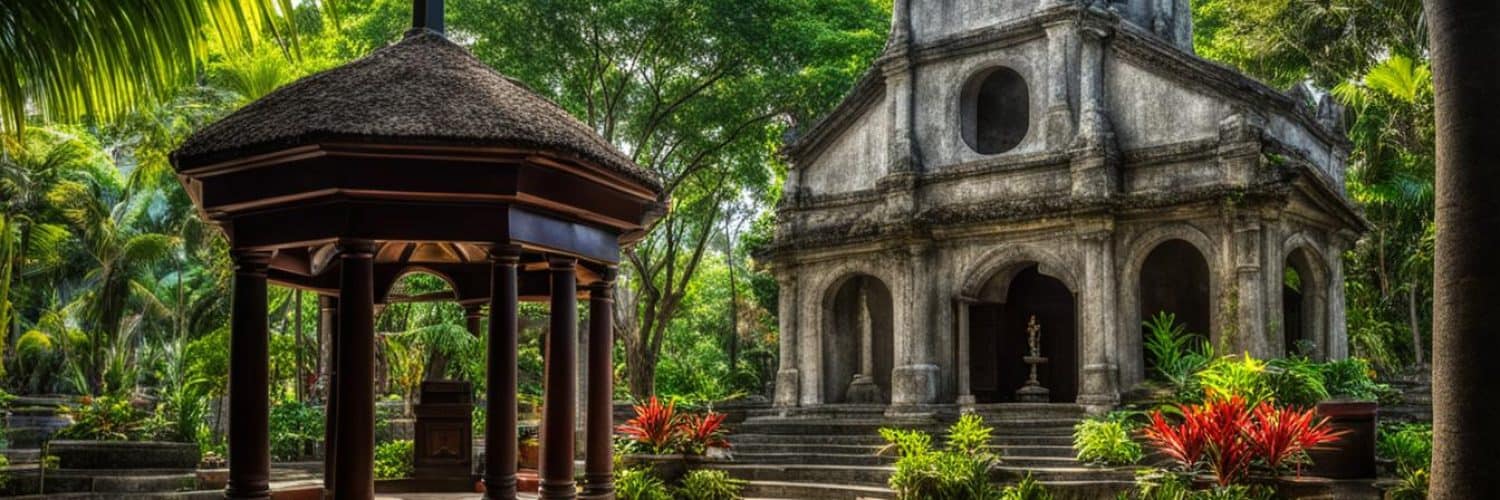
[1428,0,1500,495]
[626,335,655,398]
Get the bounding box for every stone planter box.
[1306,400,1378,479]
[621,454,707,484]
[48,440,201,470]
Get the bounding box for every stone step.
[741,479,895,500]
[6,427,55,448]
[3,448,41,464]
[706,463,894,486]
[87,472,199,493]
[728,452,893,466]
[998,455,1082,468]
[730,443,884,455]
[991,464,1138,483]
[732,433,888,446]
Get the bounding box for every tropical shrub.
[1242,403,1343,474]
[1263,357,1329,408]
[1119,469,1273,500]
[618,396,683,454]
[1143,312,1212,398]
[1144,395,1341,486]
[1378,423,1432,500]
[678,411,730,455]
[1073,417,1143,466]
[675,469,744,500]
[1000,473,1053,500]
[1196,356,1274,407]
[269,400,324,461]
[1319,358,1395,402]
[882,414,1003,500]
[614,467,672,500]
[373,439,413,479]
[55,395,152,441]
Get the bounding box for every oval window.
[961,67,1030,154]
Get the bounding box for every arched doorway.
[1139,239,1211,372]
[822,275,894,404]
[969,265,1078,403]
[1283,247,1326,358]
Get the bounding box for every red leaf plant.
[1144,408,1206,468]
[1244,402,1344,476]
[678,411,731,453]
[616,396,682,454]
[1197,394,1255,487]
[1144,394,1256,487]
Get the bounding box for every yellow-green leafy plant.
[1073,416,1143,466]
[675,469,744,500]
[373,440,413,479]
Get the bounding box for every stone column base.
[845,375,883,404]
[1078,363,1120,414]
[889,364,939,406]
[774,369,800,407]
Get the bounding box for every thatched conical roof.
[172,31,661,194]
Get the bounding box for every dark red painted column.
[540,257,578,499]
[485,245,522,499]
[319,296,339,494]
[583,268,617,498]
[333,240,377,499]
[1428,0,1500,497]
[226,250,271,500]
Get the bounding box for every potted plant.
[617,397,688,483]
[1306,359,1386,479]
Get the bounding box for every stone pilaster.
[1070,23,1120,198]
[774,272,801,408]
[1327,235,1352,360]
[954,296,976,406]
[890,243,938,411]
[1232,214,1270,357]
[1043,18,1078,150]
[1077,224,1120,412]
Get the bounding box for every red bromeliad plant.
[678,411,731,454]
[616,396,682,454]
[1244,402,1343,475]
[1197,394,1255,486]
[1144,408,1206,468]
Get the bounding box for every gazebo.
[169,1,665,499]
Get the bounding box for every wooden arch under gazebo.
[168,2,665,498]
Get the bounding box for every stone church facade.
[762,0,1366,413]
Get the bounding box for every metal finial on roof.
[407,0,444,37]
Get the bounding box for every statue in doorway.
[1016,315,1051,403]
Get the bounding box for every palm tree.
[46,158,177,394]
[0,0,329,133]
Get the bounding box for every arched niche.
[821,274,895,404]
[967,265,1078,403]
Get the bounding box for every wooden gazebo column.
[540,257,579,499]
[485,246,522,499]
[583,268,617,498]
[320,296,339,493]
[332,240,378,499]
[227,250,272,500]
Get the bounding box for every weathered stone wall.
[767,2,1363,412]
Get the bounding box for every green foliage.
[55,395,152,441]
[1387,467,1429,500]
[1000,474,1053,500]
[1073,418,1144,466]
[675,469,744,500]
[882,417,1004,500]
[1263,357,1329,408]
[1119,469,1272,500]
[614,467,672,500]
[1378,423,1432,476]
[373,439,413,479]
[1318,358,1393,402]
[1143,312,1212,399]
[269,400,324,461]
[1196,355,1273,407]
[945,413,994,455]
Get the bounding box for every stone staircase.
[1381,368,1432,423]
[709,404,1137,499]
